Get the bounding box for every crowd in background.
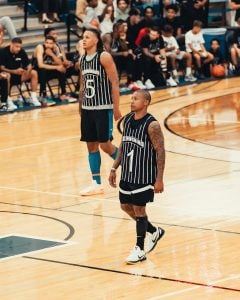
[1,0,240,112]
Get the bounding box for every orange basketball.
[211,65,225,78]
[90,19,100,29]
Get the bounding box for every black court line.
[0,211,75,240]
[23,256,240,293]
[0,202,239,236]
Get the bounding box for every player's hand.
[113,108,122,121]
[154,180,164,193]
[109,170,117,188]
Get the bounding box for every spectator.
[0,37,41,108]
[160,4,183,37]
[229,0,240,26]
[98,0,115,35]
[76,0,87,20]
[185,20,214,79]
[139,6,156,29]
[208,38,225,66]
[180,0,209,32]
[116,0,130,22]
[83,0,100,28]
[162,24,197,83]
[0,16,17,40]
[230,28,240,73]
[0,72,11,111]
[140,26,177,88]
[44,28,78,100]
[33,35,69,106]
[109,22,136,88]
[41,0,63,23]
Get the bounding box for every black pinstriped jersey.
[80,52,113,110]
[120,113,157,184]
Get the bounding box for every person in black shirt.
[0,72,9,111]
[160,4,183,37]
[109,89,165,264]
[208,38,224,66]
[0,37,41,107]
[140,26,177,87]
[180,0,209,32]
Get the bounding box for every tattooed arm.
[148,121,165,193]
[109,142,122,188]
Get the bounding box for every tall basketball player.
[109,90,165,264]
[79,27,122,196]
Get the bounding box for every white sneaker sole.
[80,188,104,196]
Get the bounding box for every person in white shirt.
[185,20,213,79]
[162,24,197,83]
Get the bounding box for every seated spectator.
[140,26,177,88]
[0,16,17,41]
[209,38,225,66]
[98,0,114,35]
[116,0,130,22]
[162,25,197,83]
[76,0,87,20]
[44,28,79,99]
[229,0,240,26]
[139,6,156,29]
[126,8,145,88]
[160,4,183,37]
[180,0,209,32]
[0,37,41,108]
[185,20,214,79]
[230,28,240,73]
[0,72,11,111]
[83,0,100,28]
[33,35,70,106]
[41,0,63,23]
[109,22,136,88]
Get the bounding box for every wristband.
[111,167,116,172]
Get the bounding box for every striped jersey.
[121,113,157,184]
[80,52,113,110]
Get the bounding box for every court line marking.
[147,274,240,299]
[22,256,240,293]
[0,233,74,262]
[1,185,240,219]
[0,135,79,152]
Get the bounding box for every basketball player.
[109,90,165,264]
[79,27,122,196]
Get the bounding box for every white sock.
[7,96,12,102]
[173,69,178,76]
[30,92,38,100]
[186,67,191,75]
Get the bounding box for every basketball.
[211,65,225,78]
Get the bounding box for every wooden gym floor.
[0,77,239,299]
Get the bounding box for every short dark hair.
[129,7,141,16]
[11,37,22,44]
[83,27,104,53]
[165,4,179,13]
[193,20,203,28]
[211,38,220,45]
[162,24,174,34]
[45,35,55,42]
[136,89,152,103]
[150,26,160,33]
[144,6,154,15]
[44,27,55,37]
[117,0,129,5]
